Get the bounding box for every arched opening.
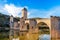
[27,24,29,30]
[37,22,50,34]
[37,22,50,40]
[25,23,29,30]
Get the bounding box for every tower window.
[32,26,33,29]
[27,24,29,29]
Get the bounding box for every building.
[10,8,60,40]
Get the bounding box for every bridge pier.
[51,16,60,40]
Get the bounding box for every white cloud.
[3,4,23,17]
[0,4,30,18]
[1,4,30,17]
[28,6,60,18]
[0,5,8,15]
[45,6,60,18]
[28,9,49,18]
[0,3,60,18]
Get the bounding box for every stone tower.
[10,15,14,29]
[22,8,27,19]
[20,8,27,30]
[9,15,14,40]
[19,8,28,36]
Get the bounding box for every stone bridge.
[25,16,60,40]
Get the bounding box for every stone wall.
[51,16,60,40]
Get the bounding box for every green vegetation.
[0,13,10,27]
[0,32,9,40]
[0,13,9,40]
[0,13,20,40]
[0,13,20,27]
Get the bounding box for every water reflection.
[39,34,50,40]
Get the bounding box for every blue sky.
[0,0,60,18]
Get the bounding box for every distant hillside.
[0,13,10,27]
[0,13,20,27]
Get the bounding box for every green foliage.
[0,13,10,27]
[0,32,9,40]
[0,38,9,40]
[0,13,20,27]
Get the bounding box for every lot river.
[39,34,50,40]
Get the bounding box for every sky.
[0,0,60,18]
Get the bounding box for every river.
[39,34,50,40]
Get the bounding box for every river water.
[39,34,50,40]
[12,34,50,40]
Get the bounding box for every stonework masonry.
[10,8,60,40]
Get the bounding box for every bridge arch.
[36,19,51,29]
[37,22,50,34]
